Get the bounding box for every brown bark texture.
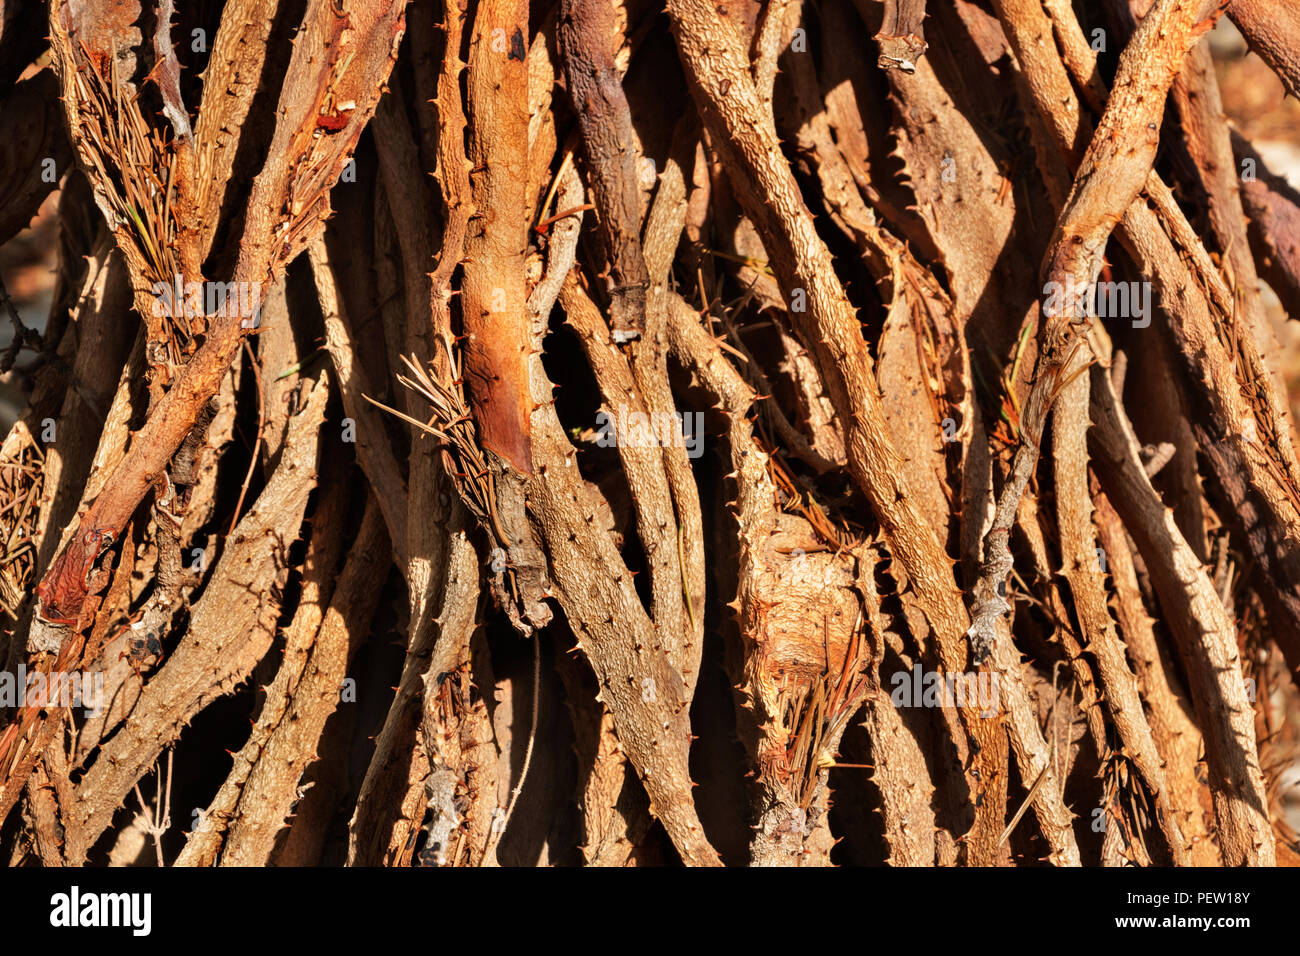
[0,0,1296,868]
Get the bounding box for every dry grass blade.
[376,344,508,557]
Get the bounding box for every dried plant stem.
[1053,355,1189,863]
[1090,361,1275,865]
[666,0,1070,864]
[969,0,1219,660]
